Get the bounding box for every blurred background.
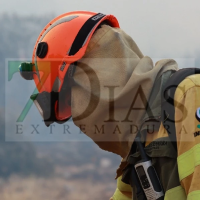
[0,0,200,199]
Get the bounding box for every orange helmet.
[19,11,119,126]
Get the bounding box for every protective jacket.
[110,74,200,200]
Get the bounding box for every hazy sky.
[1,0,200,59]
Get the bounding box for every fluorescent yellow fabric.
[110,188,132,200]
[164,186,186,200]
[188,190,200,200]
[110,176,132,200]
[116,176,132,193]
[177,143,200,181]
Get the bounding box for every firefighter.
[19,11,200,200]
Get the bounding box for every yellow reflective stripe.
[188,190,200,200]
[177,144,200,181]
[112,188,131,200]
[164,186,186,200]
[117,176,132,193]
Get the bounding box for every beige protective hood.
[71,25,178,160]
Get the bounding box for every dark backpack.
[131,67,200,154]
[161,68,200,153]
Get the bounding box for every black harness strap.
[69,13,106,56]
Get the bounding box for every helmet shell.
[32,11,120,121]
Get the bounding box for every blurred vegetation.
[0,116,55,178]
[0,14,55,178]
[0,142,54,178]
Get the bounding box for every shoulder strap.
[161,68,200,153]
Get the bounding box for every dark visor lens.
[30,92,59,127]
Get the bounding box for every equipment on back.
[19,11,119,126]
[161,68,200,152]
[123,68,200,200]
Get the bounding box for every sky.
[2,0,200,142]
[1,0,200,59]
